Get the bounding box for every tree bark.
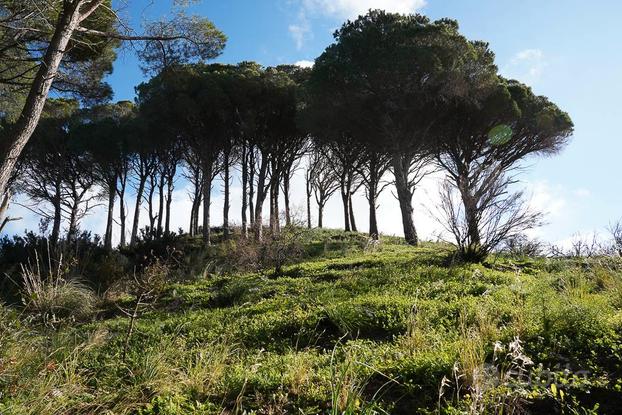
[165,175,173,234]
[222,153,230,239]
[458,177,482,254]
[369,194,379,240]
[67,191,80,244]
[306,171,313,229]
[157,173,165,237]
[118,172,127,247]
[270,177,280,235]
[249,149,255,227]
[318,205,324,228]
[391,154,418,245]
[349,195,357,232]
[0,1,85,204]
[130,176,147,246]
[269,157,280,235]
[241,144,248,238]
[104,179,116,250]
[202,159,213,245]
[283,174,291,227]
[341,188,351,232]
[51,181,62,245]
[253,154,269,241]
[147,175,157,234]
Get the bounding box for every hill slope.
[2,233,621,414]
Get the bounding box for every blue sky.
[5,0,622,245]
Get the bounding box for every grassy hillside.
[2,231,622,414]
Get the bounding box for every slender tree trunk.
[391,154,418,245]
[270,174,280,235]
[269,181,275,232]
[191,187,200,237]
[202,159,213,245]
[318,204,324,228]
[147,175,157,234]
[190,181,202,237]
[0,1,84,206]
[50,181,62,245]
[306,172,313,229]
[189,202,196,236]
[67,195,79,244]
[249,149,255,226]
[368,166,380,240]
[157,173,165,237]
[192,199,200,236]
[130,176,147,246]
[0,192,13,234]
[283,166,292,226]
[283,174,291,227]
[118,173,127,247]
[104,179,116,250]
[349,195,357,232]
[241,145,248,238]
[222,154,230,239]
[368,194,379,240]
[254,155,269,241]
[165,175,173,234]
[341,187,351,232]
[269,158,280,235]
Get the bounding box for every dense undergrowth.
[2,229,622,414]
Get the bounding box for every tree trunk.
[391,154,418,245]
[130,176,147,246]
[165,175,173,234]
[249,149,255,227]
[147,174,158,234]
[104,179,116,250]
[368,166,380,240]
[318,205,324,228]
[241,144,248,238]
[50,181,62,245]
[189,167,202,237]
[222,155,230,239]
[67,193,79,244]
[202,159,213,245]
[369,194,379,240]
[283,174,291,227]
[118,173,127,247]
[157,173,165,237]
[189,201,196,236]
[253,155,269,241]
[0,1,84,203]
[349,195,357,232]
[341,188,351,232]
[458,179,482,257]
[269,158,280,235]
[270,176,280,235]
[306,173,313,229]
[189,193,199,237]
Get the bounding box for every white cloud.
[302,0,426,19]
[289,12,312,50]
[289,0,426,49]
[573,188,591,198]
[503,48,547,83]
[295,60,314,68]
[513,49,543,62]
[526,181,566,218]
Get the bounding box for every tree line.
[2,9,574,261]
